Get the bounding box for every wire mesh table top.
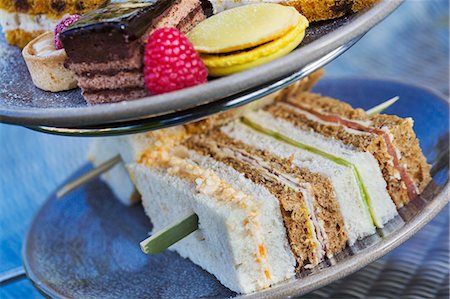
[303,208,449,298]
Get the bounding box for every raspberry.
[54,15,80,50]
[143,28,208,95]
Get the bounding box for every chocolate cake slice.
[61,0,206,104]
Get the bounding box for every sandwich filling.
[184,129,348,268]
[221,120,376,244]
[264,91,430,208]
[280,100,419,201]
[240,109,398,229]
[240,116,375,224]
[107,86,429,294]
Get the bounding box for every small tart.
[22,31,77,92]
[187,3,300,54]
[201,15,308,77]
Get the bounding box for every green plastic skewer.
[366,96,399,116]
[140,214,199,254]
[57,155,121,198]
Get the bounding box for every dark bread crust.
[275,69,325,100]
[371,115,432,196]
[283,91,368,120]
[268,92,431,207]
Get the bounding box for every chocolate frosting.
[62,0,176,41]
[61,0,176,63]
[200,0,213,17]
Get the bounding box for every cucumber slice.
[241,116,377,226]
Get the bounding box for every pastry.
[22,31,77,92]
[0,0,104,48]
[206,0,380,22]
[188,3,309,76]
[60,0,207,104]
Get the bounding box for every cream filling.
[241,110,398,228]
[381,127,403,180]
[0,9,60,32]
[244,152,329,262]
[299,103,374,127]
[301,189,322,268]
[218,146,326,265]
[380,127,418,195]
[31,33,65,57]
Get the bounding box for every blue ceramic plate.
[22,78,449,298]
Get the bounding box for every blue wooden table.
[1,0,448,298]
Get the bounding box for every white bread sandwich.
[216,119,376,244]
[87,76,431,294]
[126,92,429,294]
[129,127,348,293]
[240,109,398,230]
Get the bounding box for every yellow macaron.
[187,3,309,77]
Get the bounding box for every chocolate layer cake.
[61,0,206,104]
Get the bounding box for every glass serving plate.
[0,0,403,136]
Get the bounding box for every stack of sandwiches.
[89,74,431,294]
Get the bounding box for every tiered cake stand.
[0,0,402,136]
[3,1,449,298]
